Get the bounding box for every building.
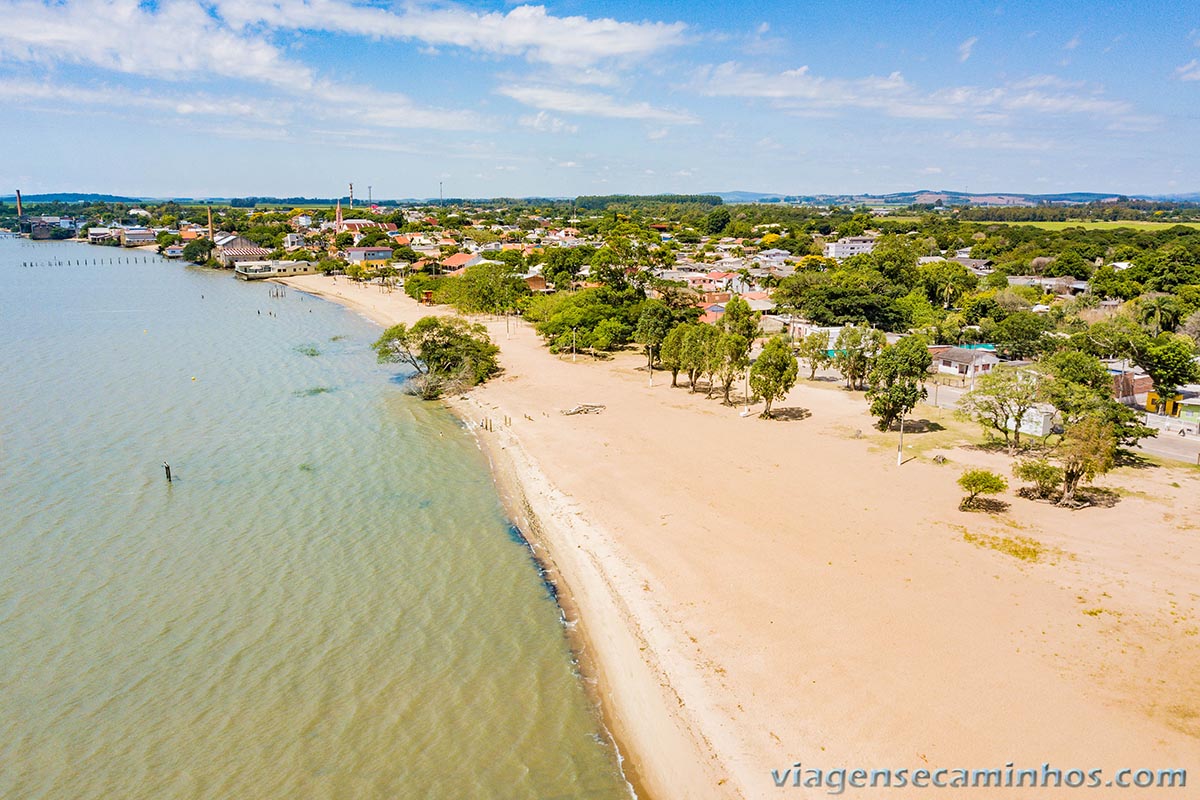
[88,227,114,243]
[163,244,185,258]
[823,235,878,260]
[440,252,485,271]
[120,227,156,246]
[217,246,273,267]
[283,233,306,250]
[931,346,999,378]
[345,246,394,266]
[234,260,321,280]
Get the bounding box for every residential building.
[932,346,999,378]
[345,247,394,266]
[120,227,156,246]
[823,235,878,259]
[283,233,306,250]
[234,260,320,280]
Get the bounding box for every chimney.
[15,189,23,217]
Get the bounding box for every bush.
[957,469,1007,510]
[1013,459,1064,500]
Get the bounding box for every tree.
[957,469,1007,510]
[181,237,214,264]
[795,331,832,379]
[715,332,749,404]
[865,335,932,431]
[749,336,798,418]
[703,207,731,235]
[681,324,720,392]
[1134,333,1199,398]
[955,366,1047,452]
[719,295,760,343]
[1041,348,1155,446]
[832,324,886,390]
[1055,418,1116,506]
[993,310,1049,359]
[334,231,355,248]
[373,316,500,398]
[660,323,690,387]
[1137,294,1182,337]
[634,300,675,372]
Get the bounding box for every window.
[958,364,968,375]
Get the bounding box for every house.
[290,214,313,230]
[345,247,394,266]
[213,232,256,250]
[440,252,484,271]
[283,233,306,250]
[163,244,185,259]
[931,346,999,378]
[823,235,878,260]
[1009,405,1057,438]
[341,219,397,233]
[88,227,114,243]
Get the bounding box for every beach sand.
[279,275,1200,799]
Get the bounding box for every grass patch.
[294,386,335,397]
[298,463,316,472]
[963,530,1047,562]
[295,344,322,357]
[330,335,346,342]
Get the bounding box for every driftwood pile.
[560,403,606,416]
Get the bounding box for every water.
[0,240,630,799]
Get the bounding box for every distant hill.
[0,192,148,203]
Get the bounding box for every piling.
[163,462,172,483]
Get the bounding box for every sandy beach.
[279,275,1200,799]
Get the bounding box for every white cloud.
[519,111,579,134]
[921,166,943,174]
[957,36,978,63]
[1177,59,1200,81]
[212,0,687,66]
[696,62,1147,126]
[1064,34,1081,50]
[0,0,482,131]
[498,85,698,124]
[757,22,770,34]
[647,128,669,140]
[0,79,283,122]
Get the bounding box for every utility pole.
[897,416,905,466]
[648,344,654,387]
[439,181,443,207]
[572,328,577,363]
[349,183,354,208]
[368,185,372,206]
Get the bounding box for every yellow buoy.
[192,377,197,381]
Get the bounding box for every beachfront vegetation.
[749,336,798,418]
[373,316,500,399]
[957,469,1008,510]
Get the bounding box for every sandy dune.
[280,275,1200,799]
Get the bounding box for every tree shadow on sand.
[959,497,1011,513]
[887,418,944,434]
[768,407,813,422]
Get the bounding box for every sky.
[1,0,1198,199]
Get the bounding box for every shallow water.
[0,239,629,799]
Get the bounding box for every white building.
[283,233,306,250]
[823,235,878,259]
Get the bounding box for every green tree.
[1041,349,1155,446]
[865,335,932,431]
[181,237,213,264]
[715,332,749,404]
[703,207,731,235]
[334,231,355,248]
[1055,418,1116,506]
[719,295,760,343]
[681,324,720,392]
[659,323,691,387]
[373,316,500,398]
[634,300,675,372]
[795,330,832,379]
[957,469,1008,510]
[749,335,798,418]
[833,324,886,390]
[1134,333,1199,398]
[955,366,1048,452]
[993,310,1049,359]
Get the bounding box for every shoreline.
[276,277,729,799]
[276,275,1200,800]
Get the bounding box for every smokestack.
[15,189,22,217]
[207,206,214,242]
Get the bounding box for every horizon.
[2,1,1198,197]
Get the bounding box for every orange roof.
[441,252,477,268]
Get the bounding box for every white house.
[283,233,306,250]
[933,347,999,378]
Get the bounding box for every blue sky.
[1,0,1197,198]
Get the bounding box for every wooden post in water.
[163,462,172,483]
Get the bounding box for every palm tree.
[1138,294,1181,337]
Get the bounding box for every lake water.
[0,239,630,799]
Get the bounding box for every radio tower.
[348,183,354,209]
